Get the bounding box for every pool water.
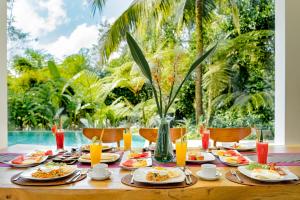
[8,131,146,148]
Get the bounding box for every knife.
[66,170,80,183]
[230,169,243,183]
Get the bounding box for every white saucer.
[196,170,222,181]
[88,170,112,181]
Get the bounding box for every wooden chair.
[139,128,186,144]
[207,127,252,147]
[82,128,125,147]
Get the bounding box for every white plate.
[238,166,299,183]
[196,170,222,181]
[222,143,256,151]
[19,165,77,181]
[211,150,241,157]
[219,156,252,167]
[78,153,120,163]
[7,156,48,168]
[133,167,185,184]
[186,152,215,163]
[120,158,152,170]
[119,151,152,170]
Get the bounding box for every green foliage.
[8,0,275,138]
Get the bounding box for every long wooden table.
[0,144,300,200]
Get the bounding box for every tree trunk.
[195,0,204,123]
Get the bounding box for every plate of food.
[28,150,56,157]
[127,151,151,159]
[186,152,215,163]
[211,149,241,157]
[120,158,152,170]
[19,162,77,181]
[219,155,251,166]
[222,143,256,151]
[80,144,112,152]
[238,163,299,182]
[78,153,120,163]
[7,155,48,168]
[133,167,185,184]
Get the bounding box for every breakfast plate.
[222,143,256,151]
[120,151,152,170]
[238,164,299,182]
[219,155,251,166]
[6,155,48,168]
[186,152,215,163]
[19,163,77,181]
[133,167,185,184]
[211,149,241,157]
[78,153,120,163]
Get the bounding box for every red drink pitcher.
[257,142,268,164]
[202,130,210,150]
[55,130,64,150]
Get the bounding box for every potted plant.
[126,32,217,162]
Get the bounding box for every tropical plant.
[126,32,217,118]
[91,0,241,122]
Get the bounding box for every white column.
[0,0,8,148]
[285,0,300,144]
[274,0,285,144]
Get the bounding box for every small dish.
[196,170,222,181]
[88,170,112,181]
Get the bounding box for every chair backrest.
[82,128,125,147]
[139,128,186,144]
[207,127,251,146]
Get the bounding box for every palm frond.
[91,0,107,16]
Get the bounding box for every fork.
[130,170,135,184]
[182,167,191,185]
[73,168,89,182]
[230,169,243,183]
[185,168,193,184]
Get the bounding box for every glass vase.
[154,117,174,162]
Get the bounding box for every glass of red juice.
[257,142,268,164]
[202,130,210,151]
[55,130,64,150]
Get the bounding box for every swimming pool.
[8,131,146,147]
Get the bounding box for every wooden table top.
[0,144,300,200]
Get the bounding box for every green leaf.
[47,61,61,80]
[126,32,162,117]
[126,33,153,83]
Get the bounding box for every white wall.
[275,0,285,144]
[0,1,7,149]
[285,0,300,144]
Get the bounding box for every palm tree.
[91,0,240,122]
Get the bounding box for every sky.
[11,0,133,60]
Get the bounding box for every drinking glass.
[55,129,64,150]
[176,138,187,167]
[257,142,268,164]
[90,142,102,167]
[123,129,132,151]
[202,130,210,151]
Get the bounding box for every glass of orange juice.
[123,128,132,151]
[90,142,102,167]
[176,138,187,167]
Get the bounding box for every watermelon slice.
[45,150,53,156]
[11,155,24,164]
[122,159,135,167]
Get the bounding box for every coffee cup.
[201,164,217,178]
[91,163,110,178]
